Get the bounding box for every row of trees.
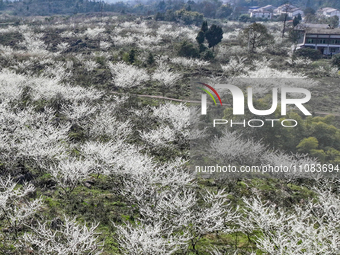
[1,0,233,17]
[6,0,340,22]
[5,0,110,16]
[156,0,233,18]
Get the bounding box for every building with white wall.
[274,4,303,18]
[317,7,340,18]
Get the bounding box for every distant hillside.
[2,0,340,17]
[0,0,120,16]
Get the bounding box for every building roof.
[290,8,302,12]
[262,5,276,9]
[250,5,276,13]
[250,9,271,13]
[318,7,338,13]
[276,4,296,11]
[274,4,302,14]
[295,23,330,30]
[305,27,340,34]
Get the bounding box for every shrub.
[200,49,214,60]
[332,54,340,68]
[155,12,165,21]
[294,48,321,61]
[177,41,199,58]
[147,52,155,66]
[296,137,319,153]
[199,43,207,53]
[165,9,176,22]
[239,14,250,22]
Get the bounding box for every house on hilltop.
[261,5,276,12]
[248,5,275,19]
[274,4,303,18]
[249,9,272,19]
[317,7,340,18]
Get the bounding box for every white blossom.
[99,41,112,50]
[49,158,93,195]
[152,63,181,89]
[0,176,42,232]
[221,56,249,76]
[140,125,176,148]
[56,42,70,52]
[210,130,266,165]
[83,60,99,72]
[21,215,103,255]
[108,61,149,89]
[114,221,188,255]
[83,27,105,40]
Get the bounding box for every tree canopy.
[240,22,274,52]
[205,24,223,51]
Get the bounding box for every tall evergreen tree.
[201,20,208,33]
[205,24,223,51]
[297,13,302,21]
[196,30,205,44]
